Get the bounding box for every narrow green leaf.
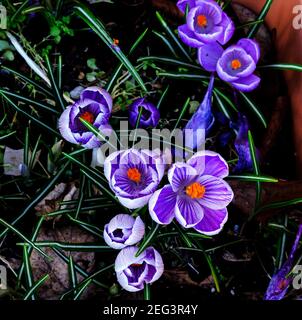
[0,161,69,238]
[1,66,53,96]
[248,130,261,205]
[137,56,200,70]
[107,28,148,92]
[259,64,302,72]
[24,274,49,300]
[144,283,151,301]
[173,222,193,248]
[0,218,50,260]
[74,5,147,92]
[74,279,92,300]
[136,224,160,257]
[45,54,65,111]
[155,11,192,62]
[68,256,77,296]
[173,97,190,130]
[248,0,273,38]
[152,30,178,58]
[157,85,169,110]
[239,91,267,128]
[227,174,278,182]
[23,245,35,300]
[0,92,60,137]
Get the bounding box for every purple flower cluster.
[177,0,261,92]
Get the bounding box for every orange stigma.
[127,168,141,183]
[186,182,206,199]
[113,38,119,46]
[80,111,94,124]
[197,15,208,27]
[231,59,242,70]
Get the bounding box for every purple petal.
[149,185,177,225]
[144,247,164,282]
[115,246,141,273]
[178,24,205,48]
[175,196,204,227]
[129,98,160,128]
[187,150,229,178]
[58,106,77,144]
[194,26,224,44]
[231,74,261,92]
[237,38,260,63]
[104,150,124,181]
[80,86,112,113]
[217,12,235,45]
[117,194,153,210]
[193,207,228,235]
[177,0,196,13]
[126,216,145,246]
[168,163,197,192]
[198,175,234,209]
[198,42,224,72]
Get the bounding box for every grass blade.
[259,64,302,72]
[136,224,160,257]
[227,174,278,182]
[155,11,192,62]
[74,5,147,92]
[239,91,267,128]
[248,0,273,38]
[24,274,49,300]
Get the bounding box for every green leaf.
[259,64,302,72]
[0,161,69,239]
[227,174,278,182]
[248,0,273,38]
[106,28,148,92]
[152,31,178,58]
[137,56,200,71]
[0,92,60,137]
[155,11,192,62]
[144,283,151,301]
[24,274,49,300]
[45,54,65,111]
[239,91,267,128]
[248,130,261,206]
[136,224,160,257]
[74,5,147,92]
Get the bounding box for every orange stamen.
[197,15,208,27]
[113,38,119,46]
[186,182,206,199]
[80,111,94,124]
[127,168,141,183]
[231,59,242,70]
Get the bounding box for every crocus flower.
[58,86,112,149]
[178,0,234,48]
[149,150,233,235]
[128,98,160,128]
[184,73,215,150]
[104,149,165,209]
[199,39,261,92]
[264,224,302,300]
[232,113,254,173]
[104,214,145,249]
[115,246,164,292]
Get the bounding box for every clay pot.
[234,0,302,176]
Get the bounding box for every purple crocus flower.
[115,246,164,292]
[104,214,145,249]
[58,87,112,149]
[178,0,234,48]
[233,114,254,173]
[199,39,261,92]
[104,149,165,209]
[264,225,302,300]
[184,73,215,150]
[129,98,160,128]
[149,150,233,235]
